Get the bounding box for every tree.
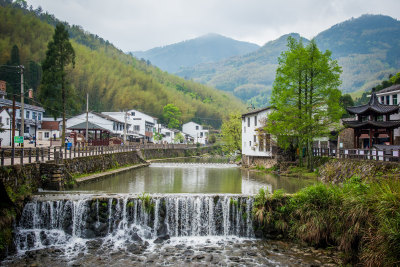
[340,94,355,118]
[39,23,75,147]
[266,37,343,170]
[173,132,184,144]
[221,112,242,154]
[162,104,181,129]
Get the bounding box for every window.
[113,122,116,131]
[6,118,9,126]
[259,135,264,151]
[26,110,30,119]
[386,95,390,105]
[249,141,251,147]
[254,135,256,142]
[243,126,246,133]
[393,94,398,105]
[166,132,170,136]
[0,116,2,123]
[196,126,199,130]
[38,113,42,121]
[134,125,140,131]
[254,116,257,126]
[44,132,49,138]
[247,117,250,127]
[200,132,203,138]
[131,112,135,116]
[32,112,37,120]
[380,96,384,104]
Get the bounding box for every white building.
[114,109,157,142]
[375,84,400,142]
[66,112,126,137]
[182,122,208,144]
[241,107,275,166]
[37,120,61,140]
[0,81,45,139]
[0,108,12,146]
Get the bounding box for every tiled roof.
[376,84,400,94]
[67,121,110,132]
[343,120,400,129]
[346,90,399,115]
[41,121,60,130]
[92,112,122,123]
[242,106,272,117]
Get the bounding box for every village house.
[0,81,45,139]
[66,112,127,140]
[0,107,12,146]
[241,107,276,167]
[37,120,61,141]
[182,122,208,144]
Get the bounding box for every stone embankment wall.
[141,146,213,160]
[242,155,277,169]
[319,158,400,183]
[63,151,145,176]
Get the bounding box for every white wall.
[242,109,273,157]
[66,113,114,133]
[0,110,11,146]
[182,122,208,144]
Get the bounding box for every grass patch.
[253,176,400,265]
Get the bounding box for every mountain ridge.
[130,33,260,73]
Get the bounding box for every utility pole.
[12,96,16,148]
[20,65,24,147]
[123,110,127,144]
[85,93,89,143]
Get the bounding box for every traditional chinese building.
[343,89,400,148]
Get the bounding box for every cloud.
[27,0,400,51]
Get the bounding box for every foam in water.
[15,194,254,254]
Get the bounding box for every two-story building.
[0,81,45,139]
[241,107,276,167]
[182,122,208,144]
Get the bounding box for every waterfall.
[15,194,254,253]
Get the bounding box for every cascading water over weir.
[15,194,254,252]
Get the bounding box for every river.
[1,159,340,266]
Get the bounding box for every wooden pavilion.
[344,89,400,148]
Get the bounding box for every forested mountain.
[176,15,400,107]
[0,1,246,128]
[130,33,260,73]
[176,33,308,106]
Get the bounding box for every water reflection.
[71,162,315,194]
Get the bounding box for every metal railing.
[0,143,199,166]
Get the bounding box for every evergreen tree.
[39,23,75,147]
[266,37,343,170]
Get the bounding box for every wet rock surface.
[1,237,341,267]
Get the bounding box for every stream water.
[1,160,340,266]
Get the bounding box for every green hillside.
[177,15,400,107]
[0,1,245,128]
[176,33,307,106]
[131,33,260,73]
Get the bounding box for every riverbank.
[253,175,400,266]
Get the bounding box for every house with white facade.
[182,122,208,144]
[0,81,45,139]
[375,84,400,144]
[37,120,61,141]
[242,107,276,167]
[0,108,12,147]
[66,112,126,137]
[102,111,145,141]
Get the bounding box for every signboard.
[14,136,23,143]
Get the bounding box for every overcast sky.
[26,0,400,52]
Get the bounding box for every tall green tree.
[221,112,242,154]
[39,23,75,147]
[266,37,343,170]
[162,104,181,129]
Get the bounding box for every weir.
[15,194,254,253]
